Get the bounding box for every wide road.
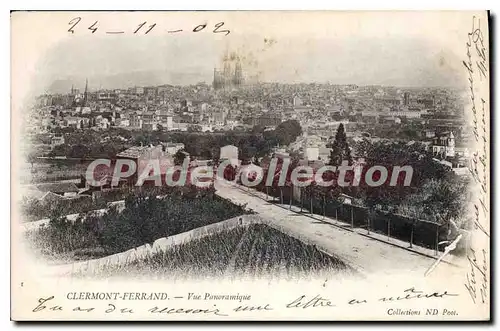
[214,178,463,278]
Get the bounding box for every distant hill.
[46,69,211,94]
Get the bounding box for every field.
[25,191,249,261]
[80,224,354,280]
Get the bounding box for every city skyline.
[45,75,464,96]
[38,34,465,94]
[26,11,468,95]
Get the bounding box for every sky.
[20,11,473,94]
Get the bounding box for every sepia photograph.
[10,10,490,321]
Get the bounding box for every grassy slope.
[25,194,249,260]
[85,224,353,280]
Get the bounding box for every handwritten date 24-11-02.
[67,17,231,36]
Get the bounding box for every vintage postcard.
[11,11,490,321]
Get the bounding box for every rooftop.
[35,182,79,193]
[116,146,159,158]
[163,142,184,148]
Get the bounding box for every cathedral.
[213,53,244,90]
[71,78,88,107]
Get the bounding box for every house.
[201,124,213,132]
[424,129,436,138]
[209,110,226,126]
[130,113,143,128]
[163,142,185,155]
[318,147,331,163]
[35,182,80,197]
[142,121,158,131]
[144,87,157,99]
[190,159,212,167]
[39,191,70,204]
[455,141,470,157]
[23,188,47,201]
[142,111,157,122]
[431,131,455,157]
[97,117,111,129]
[118,118,130,127]
[220,145,239,166]
[305,147,319,161]
[64,117,80,128]
[252,113,282,127]
[116,145,165,185]
[172,122,189,132]
[51,135,65,147]
[157,112,173,130]
[79,117,90,128]
[293,94,303,107]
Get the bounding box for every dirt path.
[214,179,464,278]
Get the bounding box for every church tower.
[446,131,455,157]
[83,78,88,106]
[223,52,232,88]
[233,58,243,87]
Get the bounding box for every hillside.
[77,223,354,280]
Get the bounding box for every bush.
[26,189,249,259]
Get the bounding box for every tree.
[329,123,352,166]
[223,163,237,181]
[52,143,72,158]
[397,174,470,228]
[70,144,90,159]
[174,149,187,166]
[134,132,153,146]
[187,125,201,133]
[200,149,213,160]
[239,145,257,163]
[211,147,221,164]
[264,120,303,147]
[251,125,265,135]
[27,151,38,169]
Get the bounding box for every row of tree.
[40,120,303,162]
[239,123,470,232]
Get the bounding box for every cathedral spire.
[83,78,88,106]
[234,57,243,86]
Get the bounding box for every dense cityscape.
[26,63,471,168]
[20,55,473,279]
